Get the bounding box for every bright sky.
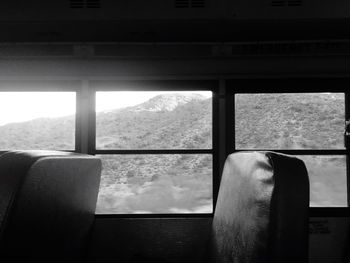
[0,91,212,126]
[0,92,76,126]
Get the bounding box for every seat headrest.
[0,150,102,263]
[212,151,309,263]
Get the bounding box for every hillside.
[0,92,346,212]
[235,93,346,207]
[0,93,213,214]
[132,93,205,112]
[0,115,75,150]
[95,94,212,213]
[96,94,211,149]
[235,93,344,149]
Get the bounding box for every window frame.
[90,80,219,218]
[2,78,348,218]
[227,78,350,217]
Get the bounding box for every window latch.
[344,120,350,148]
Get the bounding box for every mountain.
[0,93,212,213]
[128,93,206,112]
[0,93,211,151]
[0,115,75,150]
[0,92,346,212]
[234,93,346,208]
[96,95,211,149]
[235,93,344,149]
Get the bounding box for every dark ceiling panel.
[0,0,349,41]
[0,19,349,42]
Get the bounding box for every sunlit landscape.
[97,154,212,214]
[235,93,347,206]
[0,92,75,150]
[95,92,213,213]
[0,91,347,213]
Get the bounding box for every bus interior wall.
[0,0,350,261]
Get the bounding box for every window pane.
[0,92,75,150]
[235,93,344,149]
[96,91,212,149]
[96,154,213,214]
[296,155,347,207]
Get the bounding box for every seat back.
[0,150,101,263]
[211,151,309,263]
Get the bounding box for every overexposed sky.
[0,92,76,126]
[0,91,211,126]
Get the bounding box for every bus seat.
[211,151,309,263]
[0,150,101,263]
